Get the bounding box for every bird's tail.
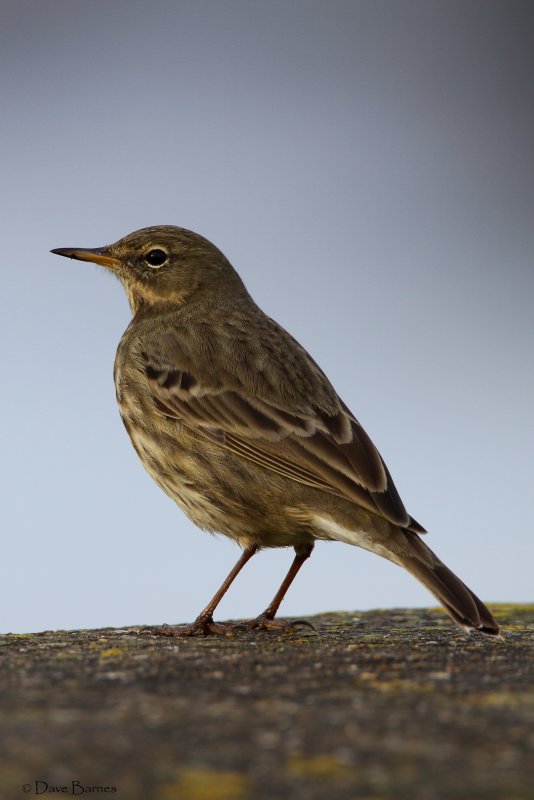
[400,534,500,636]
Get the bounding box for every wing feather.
[137,332,419,530]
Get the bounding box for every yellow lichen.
[287,754,355,779]
[157,769,248,800]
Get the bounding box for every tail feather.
[407,558,500,635]
[402,536,500,636]
[312,513,500,636]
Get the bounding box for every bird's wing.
[137,326,424,532]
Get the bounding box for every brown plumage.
[51,226,499,637]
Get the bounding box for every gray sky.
[2,1,533,633]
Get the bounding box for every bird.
[51,226,499,637]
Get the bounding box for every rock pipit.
[52,226,499,637]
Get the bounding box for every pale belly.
[119,405,318,550]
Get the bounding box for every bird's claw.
[138,617,238,637]
[234,614,316,633]
[138,614,316,637]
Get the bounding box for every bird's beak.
[50,246,121,269]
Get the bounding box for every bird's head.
[51,225,246,313]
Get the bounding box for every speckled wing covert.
[139,324,425,534]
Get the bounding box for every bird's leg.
[241,543,315,632]
[142,545,258,637]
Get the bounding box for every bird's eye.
[145,248,168,267]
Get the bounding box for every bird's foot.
[139,614,240,637]
[139,612,315,637]
[236,613,316,633]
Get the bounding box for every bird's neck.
[124,283,190,317]
[126,282,255,322]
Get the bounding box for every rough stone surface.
[1,605,533,799]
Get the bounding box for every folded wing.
[138,328,424,533]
